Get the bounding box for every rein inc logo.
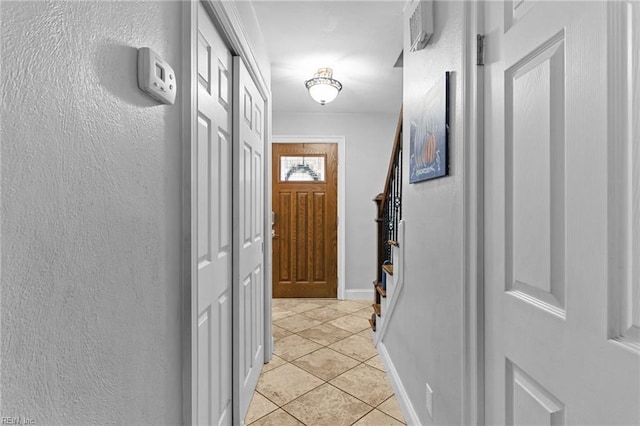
[1,417,35,425]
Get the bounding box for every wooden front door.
[272,143,338,298]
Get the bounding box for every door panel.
[272,143,338,298]
[195,3,232,425]
[233,57,265,421]
[484,1,640,424]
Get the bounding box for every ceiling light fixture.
[304,67,342,105]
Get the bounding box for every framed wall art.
[409,71,450,183]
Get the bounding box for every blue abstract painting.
[409,72,450,183]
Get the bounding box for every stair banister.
[371,108,403,331]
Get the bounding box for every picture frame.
[409,71,450,183]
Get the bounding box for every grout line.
[348,406,377,426]
[328,373,395,409]
[378,395,408,424]
[323,382,377,416]
[244,390,280,425]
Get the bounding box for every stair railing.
[374,108,403,293]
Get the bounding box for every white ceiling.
[251,1,405,114]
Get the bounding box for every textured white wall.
[234,1,272,85]
[383,1,465,424]
[273,112,399,295]
[1,1,183,423]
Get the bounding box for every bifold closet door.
[233,56,266,422]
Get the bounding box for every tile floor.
[245,298,406,426]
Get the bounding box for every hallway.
[244,299,406,425]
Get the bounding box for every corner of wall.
[383,1,469,424]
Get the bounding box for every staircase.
[370,109,403,342]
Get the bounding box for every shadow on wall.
[95,41,158,108]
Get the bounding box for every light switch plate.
[426,382,433,418]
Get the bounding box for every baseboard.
[343,289,374,301]
[377,341,421,426]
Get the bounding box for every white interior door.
[484,1,640,424]
[195,3,233,424]
[233,56,265,421]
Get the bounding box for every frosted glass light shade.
[305,68,342,105]
[308,84,339,105]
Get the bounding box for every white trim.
[607,0,639,353]
[181,2,198,424]
[272,135,347,300]
[377,341,421,426]
[264,98,274,361]
[203,1,270,102]
[344,289,374,301]
[462,1,484,424]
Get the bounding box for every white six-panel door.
[195,3,233,425]
[233,56,265,422]
[483,1,640,424]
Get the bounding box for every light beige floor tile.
[357,328,374,341]
[286,301,323,313]
[329,314,370,333]
[301,306,347,322]
[274,313,322,333]
[296,323,352,346]
[273,325,292,341]
[364,355,385,371]
[262,354,287,373]
[378,395,406,423]
[352,306,375,319]
[292,347,360,381]
[305,298,339,306]
[282,383,372,426]
[332,300,369,313]
[251,298,405,425]
[330,364,394,406]
[274,334,322,361]
[272,306,296,321]
[352,409,404,425]
[245,392,278,424]
[329,335,378,362]
[272,298,297,307]
[249,408,304,426]
[271,310,296,321]
[256,363,324,406]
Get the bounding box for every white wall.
[383,2,465,424]
[273,112,399,296]
[234,1,272,86]
[1,2,183,423]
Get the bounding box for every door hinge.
[476,34,485,66]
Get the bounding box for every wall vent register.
[408,0,434,52]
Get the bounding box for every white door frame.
[181,1,272,424]
[272,135,346,300]
[462,1,484,424]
